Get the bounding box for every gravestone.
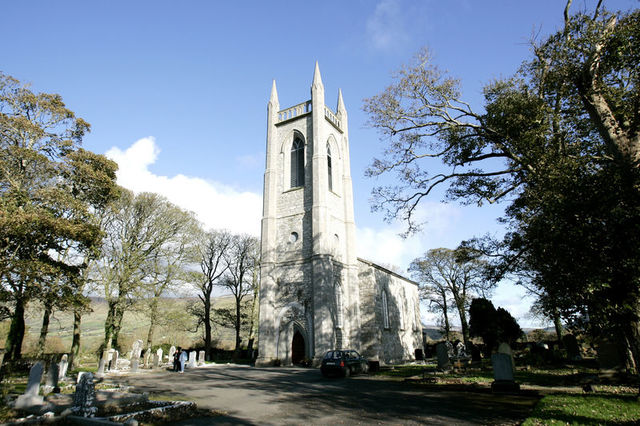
[563,334,581,360]
[15,361,45,409]
[96,355,106,377]
[131,340,143,360]
[106,349,115,370]
[491,353,520,392]
[111,350,119,371]
[152,354,160,369]
[198,350,205,366]
[72,372,97,417]
[469,343,482,362]
[44,360,60,394]
[445,340,455,358]
[143,348,152,368]
[188,351,197,368]
[497,342,515,371]
[168,346,176,364]
[595,337,625,371]
[131,359,139,373]
[156,348,163,365]
[58,354,69,379]
[435,342,451,370]
[454,341,468,358]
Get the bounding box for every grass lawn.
[375,363,639,424]
[522,393,640,425]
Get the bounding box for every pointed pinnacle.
[312,61,323,89]
[337,88,346,112]
[269,79,279,106]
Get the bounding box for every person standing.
[179,348,188,373]
[173,348,181,372]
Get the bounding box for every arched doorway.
[291,330,305,364]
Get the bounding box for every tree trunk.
[459,309,470,349]
[203,297,212,360]
[442,302,451,341]
[69,309,82,369]
[36,302,52,357]
[112,304,125,351]
[553,310,563,347]
[145,297,159,350]
[233,298,241,360]
[5,298,26,360]
[103,301,117,352]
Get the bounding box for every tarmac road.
[111,364,539,425]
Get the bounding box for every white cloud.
[366,0,410,51]
[356,201,463,271]
[106,137,262,236]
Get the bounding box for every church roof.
[357,257,419,286]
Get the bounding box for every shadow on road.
[114,366,539,425]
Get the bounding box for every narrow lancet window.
[291,137,304,188]
[382,290,390,329]
[327,142,333,191]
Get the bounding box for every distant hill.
[0,295,247,358]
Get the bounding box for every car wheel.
[362,362,369,374]
[344,367,351,378]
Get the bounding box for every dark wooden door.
[291,330,305,364]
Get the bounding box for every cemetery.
[2,0,640,424]
[0,329,638,424]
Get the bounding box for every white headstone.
[131,340,143,360]
[156,348,163,365]
[198,350,205,365]
[111,350,119,371]
[15,361,45,409]
[131,359,139,373]
[188,351,197,368]
[143,348,151,368]
[168,346,176,363]
[58,354,69,379]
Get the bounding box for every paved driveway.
[111,364,538,425]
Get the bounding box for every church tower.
[256,63,360,366]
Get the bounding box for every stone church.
[256,64,421,367]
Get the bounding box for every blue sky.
[3,0,636,327]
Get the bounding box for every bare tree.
[94,191,190,357]
[141,206,200,353]
[409,247,492,347]
[192,230,232,360]
[218,235,260,360]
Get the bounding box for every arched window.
[291,137,304,188]
[327,142,332,192]
[382,290,390,329]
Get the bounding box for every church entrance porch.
[291,330,305,364]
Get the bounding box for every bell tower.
[256,63,360,366]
